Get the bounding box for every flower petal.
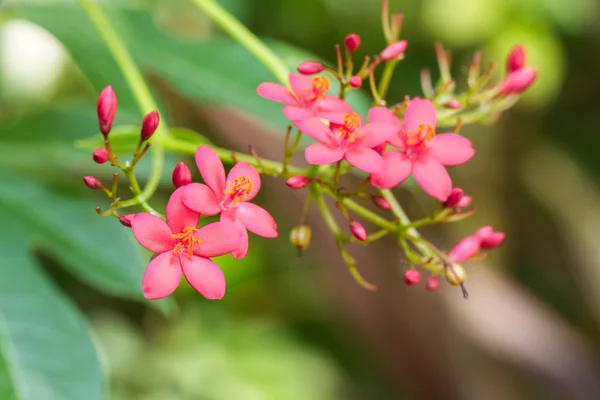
[305,143,344,165]
[236,202,278,238]
[283,105,314,122]
[131,213,175,253]
[289,73,313,99]
[412,156,452,201]
[195,146,226,195]
[194,221,242,257]
[345,147,386,173]
[427,133,475,166]
[141,252,182,300]
[319,96,352,113]
[181,183,222,216]
[404,97,437,131]
[358,122,398,148]
[369,151,412,189]
[180,255,225,300]
[368,106,401,126]
[256,82,298,105]
[221,211,249,259]
[295,118,332,143]
[226,162,261,202]
[166,186,200,233]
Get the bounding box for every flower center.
[337,112,361,142]
[304,76,330,102]
[223,176,253,206]
[406,123,435,148]
[171,226,201,257]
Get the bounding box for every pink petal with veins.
[412,156,452,201]
[195,146,226,195]
[166,186,200,233]
[180,255,226,300]
[236,202,278,238]
[193,221,242,257]
[141,252,182,300]
[131,213,175,253]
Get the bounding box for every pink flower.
[131,188,242,300]
[369,98,475,201]
[257,73,351,122]
[181,146,278,259]
[292,111,397,173]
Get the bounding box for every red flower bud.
[506,45,526,73]
[119,214,134,228]
[92,148,109,164]
[474,225,494,239]
[97,86,117,135]
[83,176,103,190]
[474,226,505,249]
[372,195,392,211]
[172,162,192,188]
[456,195,472,210]
[140,110,160,141]
[380,40,407,62]
[297,61,324,75]
[349,76,363,89]
[443,188,464,208]
[349,221,367,241]
[344,33,361,52]
[444,99,462,109]
[425,276,440,291]
[500,67,537,95]
[286,176,310,189]
[403,269,420,286]
[448,235,481,263]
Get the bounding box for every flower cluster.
[84,1,535,300]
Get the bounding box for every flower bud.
[448,235,481,263]
[403,269,420,286]
[500,67,537,95]
[456,195,472,210]
[380,40,407,62]
[506,45,526,73]
[443,188,464,208]
[92,148,109,164]
[97,86,117,135]
[349,75,363,89]
[445,264,467,286]
[140,110,160,141]
[83,176,103,190]
[444,99,462,109]
[172,162,192,188]
[475,226,505,249]
[119,214,134,228]
[344,33,361,52]
[474,225,494,239]
[425,276,440,291]
[297,61,324,75]
[349,221,367,241]
[372,195,392,211]
[290,225,311,251]
[286,176,310,189]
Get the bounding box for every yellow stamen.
[223,176,253,206]
[337,112,361,142]
[406,123,435,147]
[304,76,330,102]
[171,226,201,258]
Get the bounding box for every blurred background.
[1,0,600,399]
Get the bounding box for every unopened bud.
[349,221,367,241]
[506,45,526,73]
[92,148,109,164]
[380,40,408,62]
[445,264,467,286]
[444,99,461,109]
[140,110,160,141]
[97,85,117,135]
[448,235,481,263]
[83,176,103,190]
[172,162,192,188]
[403,269,420,286]
[425,276,440,291]
[443,188,464,208]
[500,67,537,95]
[475,225,505,249]
[456,195,472,210]
[344,33,361,52]
[119,214,134,228]
[349,76,363,89]
[286,176,310,189]
[290,225,311,252]
[297,61,324,75]
[372,195,392,211]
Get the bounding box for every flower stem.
[189,0,289,86]
[377,59,398,101]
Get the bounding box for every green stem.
[189,0,289,86]
[377,59,398,101]
[79,0,166,208]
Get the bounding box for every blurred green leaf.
[0,179,105,400]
